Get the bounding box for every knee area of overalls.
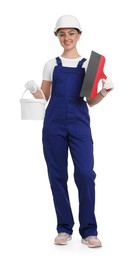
[74,169,96,183]
[49,174,68,190]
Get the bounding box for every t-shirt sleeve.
[42,59,56,81]
[42,60,52,81]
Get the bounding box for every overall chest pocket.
[52,68,83,98]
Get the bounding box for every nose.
[64,34,69,39]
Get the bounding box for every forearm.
[32,90,49,101]
[32,90,50,101]
[32,89,45,99]
[31,80,51,101]
[86,92,104,107]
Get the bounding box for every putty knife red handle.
[80,51,107,98]
[90,55,107,98]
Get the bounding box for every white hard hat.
[54,15,82,34]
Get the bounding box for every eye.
[69,32,76,36]
[58,33,65,37]
[57,31,78,38]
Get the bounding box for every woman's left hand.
[100,78,114,97]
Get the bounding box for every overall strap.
[77,58,87,68]
[56,57,62,66]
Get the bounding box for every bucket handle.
[21,88,46,100]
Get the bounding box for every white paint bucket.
[20,89,46,120]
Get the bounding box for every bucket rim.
[20,98,46,104]
[21,88,46,100]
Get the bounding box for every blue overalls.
[42,57,97,238]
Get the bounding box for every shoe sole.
[54,236,72,245]
[81,239,102,248]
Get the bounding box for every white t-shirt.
[42,56,88,82]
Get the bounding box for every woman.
[25,15,113,248]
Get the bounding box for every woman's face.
[57,28,81,50]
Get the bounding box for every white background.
[0,0,134,259]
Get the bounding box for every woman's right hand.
[25,80,39,93]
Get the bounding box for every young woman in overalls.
[25,15,113,248]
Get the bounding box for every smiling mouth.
[64,41,72,45]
